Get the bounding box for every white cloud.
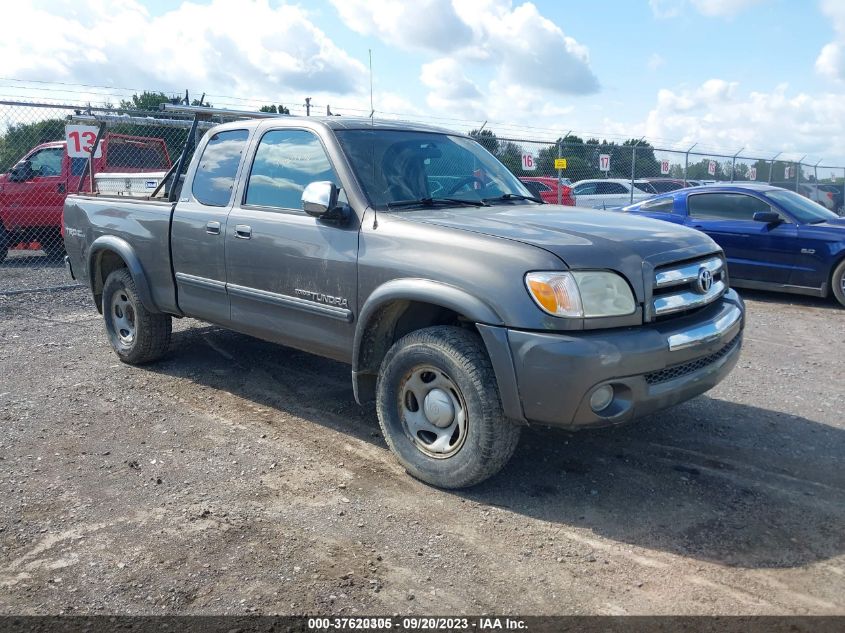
[639,80,845,161]
[330,0,599,96]
[689,0,763,17]
[816,0,845,81]
[0,0,368,103]
[650,0,764,19]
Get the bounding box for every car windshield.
[763,189,840,224]
[334,129,535,210]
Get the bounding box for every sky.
[3,0,845,163]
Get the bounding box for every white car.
[571,178,654,209]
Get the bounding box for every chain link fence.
[2,99,844,293]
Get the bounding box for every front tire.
[0,223,8,264]
[376,326,521,488]
[102,268,171,364]
[832,259,845,308]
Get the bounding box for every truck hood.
[401,204,720,271]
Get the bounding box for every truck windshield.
[334,129,535,210]
[763,189,839,224]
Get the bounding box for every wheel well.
[92,250,128,313]
[354,300,473,402]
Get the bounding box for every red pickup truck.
[0,134,170,262]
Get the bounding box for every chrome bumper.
[667,304,743,351]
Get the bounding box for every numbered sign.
[554,158,567,170]
[660,159,670,175]
[521,152,537,171]
[65,125,102,158]
[707,160,716,176]
[599,154,611,172]
[749,167,757,180]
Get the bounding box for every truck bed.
[63,194,180,315]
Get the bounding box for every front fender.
[88,235,158,313]
[351,279,526,421]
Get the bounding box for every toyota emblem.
[697,268,713,294]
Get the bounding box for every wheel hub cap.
[423,388,454,428]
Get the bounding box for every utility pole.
[684,143,697,185]
[305,97,311,116]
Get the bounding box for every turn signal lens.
[525,272,583,317]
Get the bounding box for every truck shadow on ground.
[152,324,845,571]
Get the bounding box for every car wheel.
[832,259,845,308]
[102,268,171,364]
[376,326,521,489]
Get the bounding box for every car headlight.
[525,271,636,318]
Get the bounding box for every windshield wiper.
[386,197,489,209]
[482,193,543,204]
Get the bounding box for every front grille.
[645,334,740,385]
[652,255,726,319]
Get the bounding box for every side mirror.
[753,211,782,224]
[8,160,34,182]
[302,181,346,221]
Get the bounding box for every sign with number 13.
[65,125,103,158]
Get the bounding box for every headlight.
[525,271,636,318]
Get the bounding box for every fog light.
[590,385,614,412]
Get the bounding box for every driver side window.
[28,147,64,176]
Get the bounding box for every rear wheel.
[102,268,171,364]
[832,259,845,308]
[376,326,521,489]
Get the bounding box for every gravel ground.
[0,280,844,616]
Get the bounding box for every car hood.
[401,204,721,295]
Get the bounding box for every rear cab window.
[192,129,249,207]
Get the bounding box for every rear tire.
[832,259,845,308]
[376,326,521,489]
[102,268,171,364]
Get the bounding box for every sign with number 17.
[599,154,610,172]
[65,125,103,158]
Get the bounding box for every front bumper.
[479,289,745,429]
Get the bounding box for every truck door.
[225,128,359,362]
[3,145,67,231]
[171,128,250,324]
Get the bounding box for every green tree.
[260,104,290,114]
[119,91,174,111]
[0,119,66,172]
[469,129,499,155]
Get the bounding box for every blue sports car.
[623,183,845,307]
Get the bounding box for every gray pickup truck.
[63,115,745,488]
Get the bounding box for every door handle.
[58,183,66,193]
[235,224,252,239]
[206,221,221,235]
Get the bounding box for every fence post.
[684,143,697,185]
[768,152,781,183]
[730,147,744,183]
[630,137,643,204]
[795,155,806,190]
[557,139,563,205]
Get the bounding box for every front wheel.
[832,259,845,308]
[376,326,521,488]
[102,268,171,364]
[0,224,8,264]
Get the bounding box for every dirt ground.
[1,275,844,615]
